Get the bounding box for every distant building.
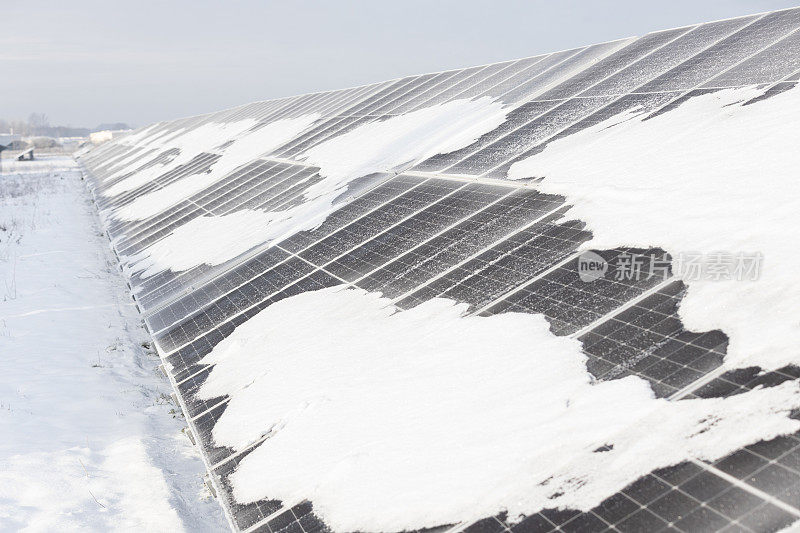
[90,129,130,145]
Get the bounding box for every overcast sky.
[3,0,797,128]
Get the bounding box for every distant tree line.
[0,113,130,138]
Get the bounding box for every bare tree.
[28,113,49,135]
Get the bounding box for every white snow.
[102,153,179,197]
[123,98,509,276]
[0,158,225,532]
[125,210,278,277]
[85,124,165,176]
[300,96,507,181]
[108,115,320,222]
[101,120,255,189]
[196,286,800,532]
[508,85,800,371]
[116,123,162,147]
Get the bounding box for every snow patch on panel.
[126,98,508,275]
[196,286,800,532]
[508,85,800,371]
[108,114,320,222]
[126,210,279,277]
[300,96,508,180]
[102,119,259,194]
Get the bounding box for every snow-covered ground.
[0,157,226,531]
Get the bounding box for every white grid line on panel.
[388,204,570,305]
[691,459,800,518]
[568,277,677,340]
[467,251,582,317]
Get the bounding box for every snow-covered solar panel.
[79,6,800,532]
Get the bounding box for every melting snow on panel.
[126,97,508,277]
[191,85,800,531]
[508,85,800,372]
[106,114,320,222]
[196,287,800,531]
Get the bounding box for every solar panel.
[78,6,800,532]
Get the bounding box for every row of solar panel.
[78,7,800,533]
[191,17,800,533]
[87,125,788,528]
[86,8,800,323]
[140,171,734,532]
[86,35,626,218]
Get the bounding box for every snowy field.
[0,157,226,531]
